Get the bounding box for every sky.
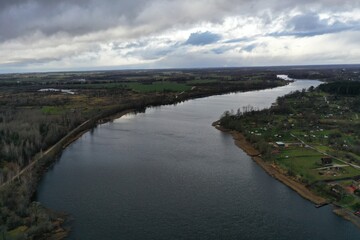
[0,0,360,73]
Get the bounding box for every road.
[0,119,91,190]
[290,133,360,170]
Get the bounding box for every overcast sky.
[0,0,359,73]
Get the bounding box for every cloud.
[1,1,359,42]
[271,12,360,37]
[184,31,221,45]
[224,37,250,43]
[212,45,237,54]
[241,44,258,52]
[290,12,325,32]
[0,0,360,72]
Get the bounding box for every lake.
[37,80,360,239]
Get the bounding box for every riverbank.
[334,208,360,228]
[213,122,360,229]
[213,122,326,204]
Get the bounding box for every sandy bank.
[333,208,360,229]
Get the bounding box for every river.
[37,80,360,239]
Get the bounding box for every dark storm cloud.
[0,0,149,41]
[185,31,221,45]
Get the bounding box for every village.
[220,81,360,215]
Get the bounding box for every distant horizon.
[1,63,360,75]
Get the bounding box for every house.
[271,149,280,154]
[72,78,87,83]
[275,141,285,147]
[346,186,357,194]
[330,184,345,198]
[354,176,360,181]
[321,157,333,165]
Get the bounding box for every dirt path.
[290,134,360,170]
[0,119,91,190]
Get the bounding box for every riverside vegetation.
[219,81,360,222]
[0,68,287,239]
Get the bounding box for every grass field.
[275,146,360,183]
[41,106,65,115]
[0,226,27,240]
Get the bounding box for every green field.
[276,147,360,183]
[41,106,66,115]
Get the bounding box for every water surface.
[37,80,360,239]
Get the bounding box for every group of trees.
[220,107,273,159]
[319,81,360,95]
[0,91,90,238]
[0,107,86,185]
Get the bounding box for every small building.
[354,176,360,181]
[271,149,280,154]
[347,186,357,194]
[321,157,333,165]
[72,78,87,83]
[330,184,345,198]
[275,141,285,147]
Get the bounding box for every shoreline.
[213,123,326,204]
[0,109,134,191]
[62,109,135,150]
[213,122,360,229]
